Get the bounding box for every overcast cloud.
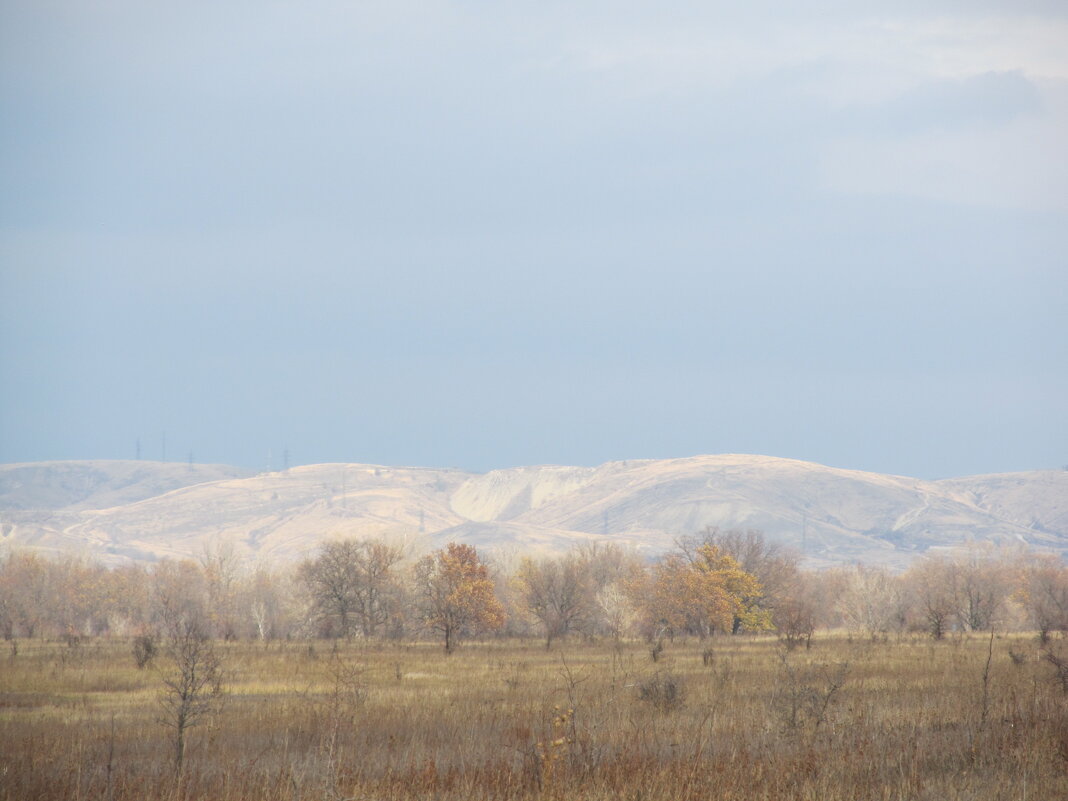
[1,1,1065,478]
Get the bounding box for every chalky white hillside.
[1,455,1064,569]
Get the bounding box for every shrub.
[132,634,157,669]
[773,652,849,732]
[637,671,685,711]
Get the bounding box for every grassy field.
[1,633,1066,800]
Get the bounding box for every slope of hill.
[935,472,1068,540]
[1,456,1065,568]
[0,462,471,564]
[0,460,253,512]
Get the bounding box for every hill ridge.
[1,456,1065,569]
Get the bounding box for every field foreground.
[2,634,1066,800]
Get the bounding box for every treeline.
[1,529,1067,649]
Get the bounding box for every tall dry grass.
[1,633,1066,800]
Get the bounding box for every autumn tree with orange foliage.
[414,543,505,652]
[686,528,800,634]
[629,543,766,640]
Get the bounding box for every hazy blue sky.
[1,1,1066,479]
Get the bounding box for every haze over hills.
[0,460,253,512]
[0,455,1065,569]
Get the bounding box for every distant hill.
[0,460,252,512]
[1,455,1065,568]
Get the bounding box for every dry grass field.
[2,633,1066,800]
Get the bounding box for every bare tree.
[901,548,1013,639]
[950,545,1012,632]
[0,551,49,638]
[199,538,241,639]
[242,562,297,641]
[1018,553,1068,643]
[300,539,403,638]
[300,542,359,637]
[837,565,904,639]
[150,559,209,639]
[575,542,645,637]
[903,556,957,640]
[517,552,597,648]
[105,563,152,637]
[596,581,637,640]
[350,540,404,637]
[158,618,223,777]
[775,571,826,650]
[575,542,636,592]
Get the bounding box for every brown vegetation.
[3,632,1068,800]
[2,533,1068,798]
[4,534,1065,646]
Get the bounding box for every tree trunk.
[175,712,187,777]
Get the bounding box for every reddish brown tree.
[414,543,505,652]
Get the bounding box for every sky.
[1,1,1066,479]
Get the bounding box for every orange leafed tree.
[631,544,765,639]
[415,543,505,652]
